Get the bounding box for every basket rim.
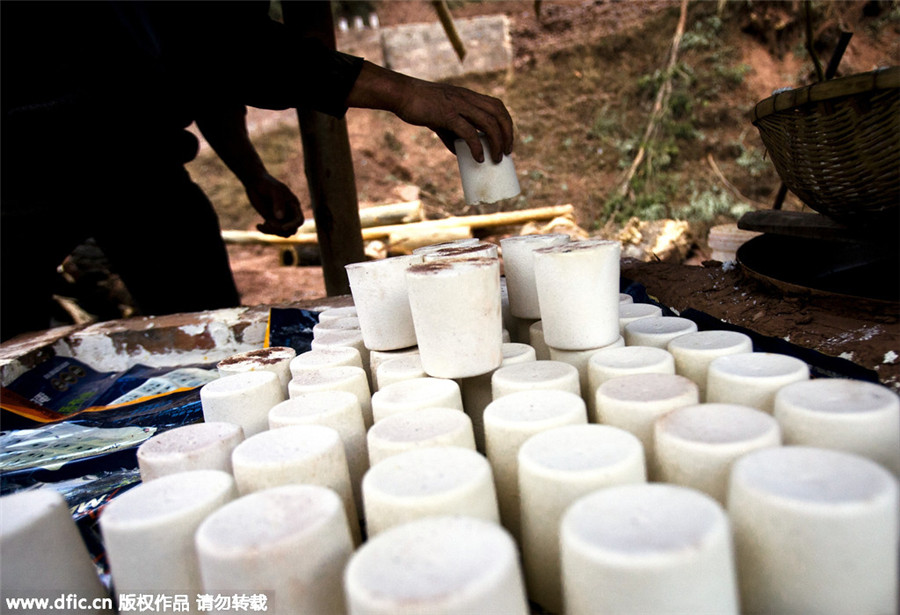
[751,65,899,124]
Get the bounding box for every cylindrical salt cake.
[548,336,625,404]
[310,328,372,389]
[371,377,463,423]
[618,302,663,335]
[406,258,503,378]
[728,446,899,614]
[587,344,676,419]
[491,360,581,400]
[216,346,296,396]
[518,424,646,613]
[100,470,237,605]
[288,365,372,428]
[528,320,550,360]
[706,352,809,413]
[666,330,753,400]
[344,515,529,615]
[483,389,587,541]
[366,407,475,466]
[361,446,499,537]
[422,241,499,262]
[289,346,363,378]
[196,485,353,615]
[1,490,112,614]
[200,371,284,438]
[561,484,738,615]
[623,315,698,348]
[774,378,900,477]
[654,403,781,505]
[137,421,244,481]
[317,305,357,322]
[345,254,422,351]
[374,354,427,391]
[499,233,570,319]
[533,239,621,350]
[454,135,521,205]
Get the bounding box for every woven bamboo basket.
[751,66,899,228]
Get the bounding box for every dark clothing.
[1,1,365,341]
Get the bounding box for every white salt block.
[654,403,781,505]
[411,238,481,255]
[312,316,360,339]
[619,292,634,304]
[311,328,372,389]
[345,254,422,351]
[499,233,571,319]
[137,421,244,481]
[483,389,587,541]
[708,223,760,262]
[371,377,463,423]
[367,407,476,466]
[533,239,621,350]
[344,515,529,615]
[548,336,625,404]
[461,342,536,453]
[667,330,753,401]
[491,359,581,400]
[289,346,364,378]
[230,424,360,543]
[518,425,646,613]
[774,378,900,477]
[200,371,284,438]
[618,301,663,335]
[100,470,237,601]
[594,373,699,478]
[561,483,738,615]
[195,484,353,615]
[623,315,698,348]
[374,354,426,391]
[369,347,420,389]
[729,447,899,614]
[706,352,809,413]
[406,258,503,379]
[528,320,550,360]
[362,446,499,537]
[288,365,373,428]
[268,390,368,516]
[587,345,676,422]
[216,346,296,397]
[455,135,521,205]
[317,305,357,322]
[422,241,499,262]
[1,490,112,613]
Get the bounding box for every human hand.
[245,173,304,237]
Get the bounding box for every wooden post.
[281,0,366,296]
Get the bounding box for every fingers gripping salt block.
[200,371,284,438]
[706,352,809,413]
[491,360,581,401]
[774,378,900,477]
[406,258,503,379]
[623,315,698,349]
[728,447,899,614]
[1,490,112,613]
[518,425,646,614]
[533,239,621,350]
[217,346,296,397]
[594,372,699,478]
[99,470,237,601]
[196,485,353,615]
[137,421,244,481]
[455,135,521,205]
[654,403,781,505]
[561,484,739,615]
[366,407,476,466]
[483,389,587,541]
[230,424,360,543]
[346,254,422,351]
[268,390,369,515]
[288,365,373,429]
[500,233,571,320]
[344,515,529,615]
[361,446,500,537]
[371,377,463,423]
[666,330,753,401]
[618,302,663,335]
